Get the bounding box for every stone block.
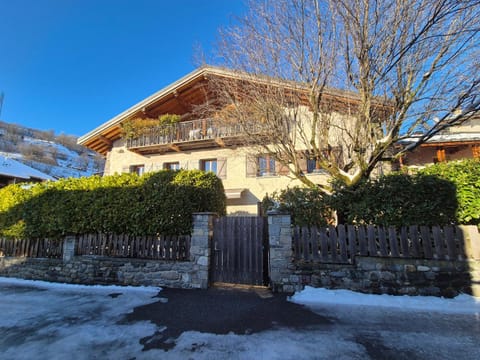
[159,271,180,280]
[197,256,209,266]
[417,265,430,272]
[405,265,416,272]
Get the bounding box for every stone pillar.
[63,235,76,262]
[268,211,294,292]
[190,212,216,289]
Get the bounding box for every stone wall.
[0,213,215,289]
[275,257,479,298]
[268,213,480,297]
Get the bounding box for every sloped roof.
[0,155,54,181]
[78,65,365,155]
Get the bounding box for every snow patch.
[289,286,480,315]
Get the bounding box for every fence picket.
[367,225,377,256]
[420,226,433,259]
[400,226,410,258]
[337,225,348,263]
[328,225,338,262]
[319,227,329,262]
[409,226,421,257]
[304,227,312,260]
[358,226,368,256]
[311,228,320,261]
[388,227,400,257]
[432,226,444,260]
[444,226,456,260]
[347,225,357,259]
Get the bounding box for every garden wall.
[268,213,480,297]
[0,213,214,289]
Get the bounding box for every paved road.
[1,280,479,359]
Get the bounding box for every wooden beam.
[98,135,113,147]
[215,137,226,147]
[169,144,181,152]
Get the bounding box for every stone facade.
[0,213,215,289]
[268,213,480,297]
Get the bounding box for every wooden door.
[212,216,268,286]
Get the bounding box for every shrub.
[331,173,457,226]
[262,186,333,227]
[0,170,226,239]
[418,159,480,225]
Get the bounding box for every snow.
[0,276,160,294]
[0,154,54,181]
[290,286,480,315]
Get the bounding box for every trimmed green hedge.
[418,159,480,225]
[0,170,226,239]
[331,173,458,226]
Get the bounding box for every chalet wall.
[106,140,330,215]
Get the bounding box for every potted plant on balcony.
[122,114,181,145]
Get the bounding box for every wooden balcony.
[126,118,253,154]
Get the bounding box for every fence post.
[268,210,294,292]
[63,235,76,262]
[191,212,216,289]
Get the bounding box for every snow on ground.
[0,277,161,360]
[290,286,480,315]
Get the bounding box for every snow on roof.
[400,132,480,144]
[0,155,55,181]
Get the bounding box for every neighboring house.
[400,115,480,167]
[78,66,365,215]
[0,155,54,188]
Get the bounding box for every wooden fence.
[293,225,480,264]
[0,238,63,259]
[75,233,191,261]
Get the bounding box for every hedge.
[0,170,226,239]
[418,159,480,225]
[331,173,458,226]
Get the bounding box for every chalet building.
[79,66,367,215]
[0,155,54,188]
[401,115,480,167]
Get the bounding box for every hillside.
[0,120,104,178]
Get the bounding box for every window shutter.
[276,160,290,176]
[298,157,308,174]
[246,156,258,177]
[217,157,227,179]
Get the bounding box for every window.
[164,162,180,170]
[258,155,275,176]
[200,159,217,174]
[130,164,144,176]
[307,158,317,173]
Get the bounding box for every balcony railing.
[126,118,261,151]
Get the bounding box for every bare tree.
[206,0,480,192]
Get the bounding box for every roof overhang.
[78,65,367,156]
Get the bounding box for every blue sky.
[0,0,245,136]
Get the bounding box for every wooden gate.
[212,216,269,286]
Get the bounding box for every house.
[400,115,480,167]
[0,155,54,188]
[78,66,366,215]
